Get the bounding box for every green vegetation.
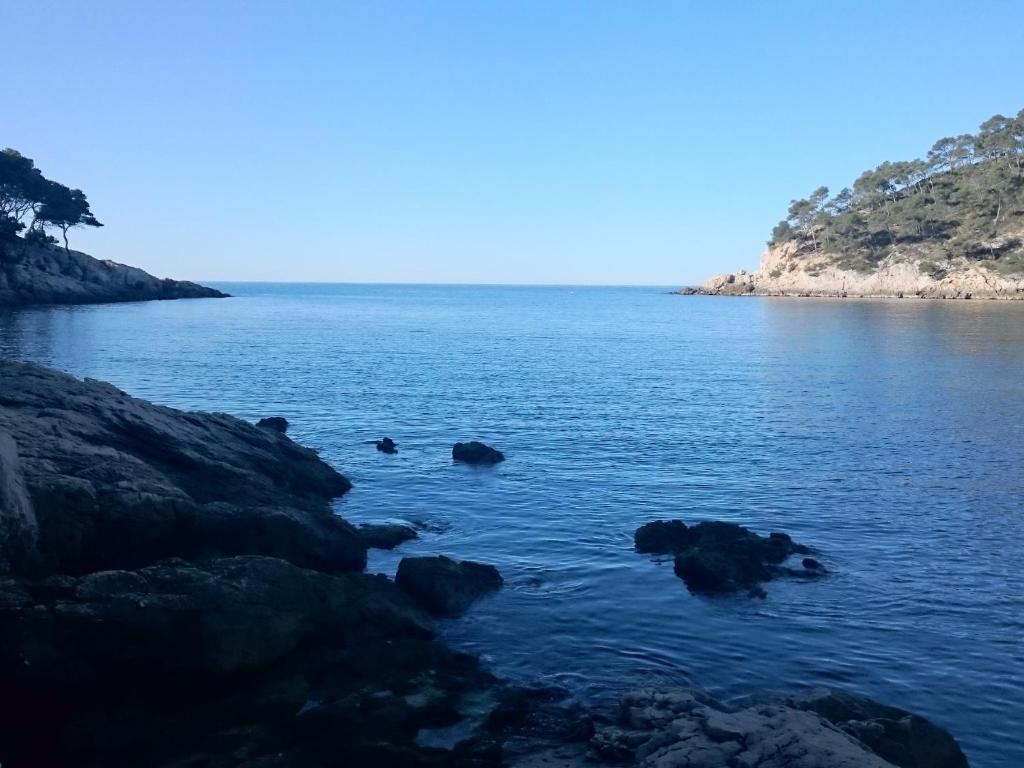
[771,109,1024,275]
[0,149,102,255]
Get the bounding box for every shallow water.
[2,284,1023,767]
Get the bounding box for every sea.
[2,283,1022,767]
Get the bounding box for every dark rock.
[375,437,398,454]
[0,241,227,307]
[257,416,289,433]
[0,361,362,575]
[396,555,503,617]
[636,519,819,596]
[357,522,418,550]
[802,557,823,570]
[634,520,694,554]
[452,441,505,465]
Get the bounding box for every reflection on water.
[3,287,1023,768]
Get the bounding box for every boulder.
[634,519,819,596]
[452,441,505,465]
[396,555,503,617]
[257,416,289,433]
[0,361,362,575]
[357,522,418,550]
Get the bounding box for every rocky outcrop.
[397,555,504,617]
[500,687,967,768]
[0,241,226,306]
[257,415,289,433]
[0,360,361,574]
[691,240,1024,300]
[634,520,822,596]
[452,441,505,465]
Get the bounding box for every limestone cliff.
[0,241,226,306]
[693,238,1024,300]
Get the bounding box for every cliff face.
[0,241,226,306]
[697,239,1024,300]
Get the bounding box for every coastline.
[0,360,972,767]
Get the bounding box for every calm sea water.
[2,284,1023,767]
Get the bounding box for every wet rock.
[257,416,289,433]
[0,431,37,574]
[375,437,398,454]
[803,557,823,570]
[452,441,505,465]
[358,522,418,550]
[396,555,503,617]
[635,519,818,595]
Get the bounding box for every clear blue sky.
[5,1,1024,285]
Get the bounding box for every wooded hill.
[771,110,1024,277]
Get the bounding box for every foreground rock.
[452,441,505,465]
[0,362,507,767]
[0,360,362,575]
[499,687,967,768]
[635,520,821,596]
[0,241,227,306]
[397,555,504,617]
[689,241,1024,300]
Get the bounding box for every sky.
[4,1,1024,285]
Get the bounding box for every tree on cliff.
[0,148,102,255]
[768,108,1024,275]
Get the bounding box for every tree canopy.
[0,149,102,254]
[770,109,1024,276]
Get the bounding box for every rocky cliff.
[692,239,1024,299]
[0,241,226,306]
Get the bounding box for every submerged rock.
[634,519,818,595]
[396,555,503,617]
[257,416,289,433]
[452,441,505,465]
[358,522,418,550]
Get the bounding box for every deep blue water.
[2,284,1023,767]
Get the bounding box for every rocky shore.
[685,241,1024,300]
[0,361,971,766]
[0,242,226,306]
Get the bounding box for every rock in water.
[634,519,819,596]
[357,522,418,550]
[452,441,505,465]
[396,555,503,617]
[256,416,289,433]
[0,360,363,574]
[375,437,398,454]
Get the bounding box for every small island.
[0,148,226,306]
[691,109,1024,299]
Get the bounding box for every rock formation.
[396,555,504,616]
[0,241,226,306]
[692,240,1024,300]
[634,520,822,596]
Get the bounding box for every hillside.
[0,241,226,306]
[695,109,1024,299]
